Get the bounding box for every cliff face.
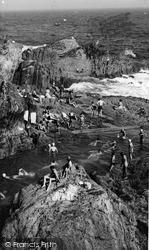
[13,38,92,90]
[2,165,140,250]
[0,40,23,82]
[11,37,146,91]
[0,83,33,159]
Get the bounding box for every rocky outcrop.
[90,158,148,250]
[0,83,33,159]
[2,165,140,250]
[13,38,92,91]
[11,37,147,91]
[0,40,23,82]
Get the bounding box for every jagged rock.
[2,165,140,250]
[0,83,34,159]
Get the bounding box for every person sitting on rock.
[38,121,46,132]
[62,156,73,178]
[118,99,126,111]
[65,96,76,107]
[32,89,39,102]
[139,107,146,117]
[61,112,69,128]
[45,88,51,99]
[42,161,60,191]
[17,87,23,97]
[52,119,60,133]
[52,82,59,95]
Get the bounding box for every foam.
[68,70,149,99]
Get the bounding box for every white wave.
[68,70,149,99]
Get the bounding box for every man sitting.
[62,156,72,178]
[42,161,60,191]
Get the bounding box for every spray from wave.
[68,69,149,99]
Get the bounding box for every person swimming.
[117,129,126,139]
[2,168,35,180]
[0,192,5,199]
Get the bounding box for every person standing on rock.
[49,142,58,161]
[68,111,77,129]
[109,151,116,172]
[139,127,144,148]
[128,139,134,161]
[120,152,128,180]
[59,83,64,99]
[1,81,7,100]
[96,97,105,117]
[91,101,96,117]
[80,112,85,130]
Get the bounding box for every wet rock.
[2,166,140,250]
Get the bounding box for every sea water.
[68,70,149,99]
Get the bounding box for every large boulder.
[2,165,140,250]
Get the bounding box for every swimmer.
[2,169,35,180]
[49,142,58,161]
[117,129,126,139]
[88,150,103,159]
[0,192,5,199]
[89,136,103,147]
[2,173,19,180]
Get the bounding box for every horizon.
[0,6,149,13]
[1,0,149,12]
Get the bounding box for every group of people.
[109,140,133,180]
[109,126,145,180]
[42,142,73,191]
[38,107,60,133]
[61,111,85,130]
[91,98,105,117]
[91,98,128,118]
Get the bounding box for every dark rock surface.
[5,37,147,90]
[0,83,33,159]
[90,158,148,250]
[2,165,140,250]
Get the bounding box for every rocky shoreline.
[0,37,148,249]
